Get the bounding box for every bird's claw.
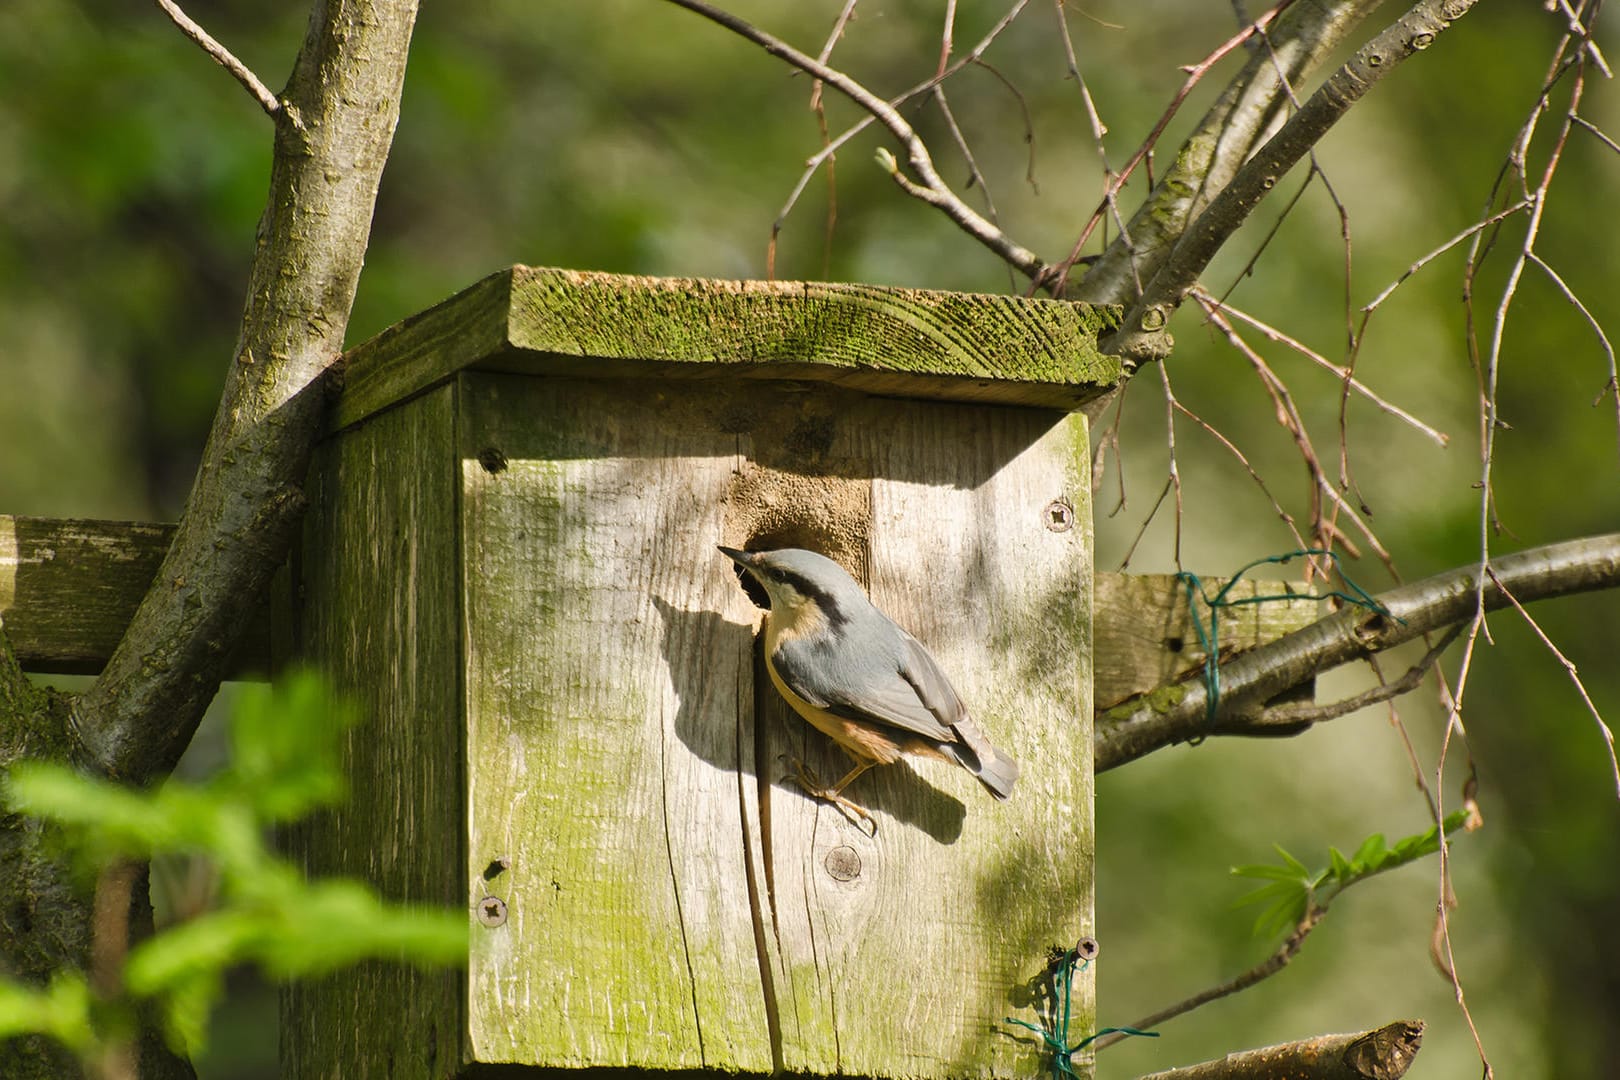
[779,755,877,836]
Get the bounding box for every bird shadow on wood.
[651,595,966,844]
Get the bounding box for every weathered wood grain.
[754,398,1095,1079]
[0,517,268,676]
[279,386,466,1079]
[450,370,1093,1077]
[457,372,769,1070]
[335,266,1122,430]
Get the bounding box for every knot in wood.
[823,845,862,882]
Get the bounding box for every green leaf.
[219,669,354,822]
[1328,846,1354,885]
[1273,844,1311,877]
[0,972,95,1050]
[1232,810,1478,940]
[253,879,468,979]
[1231,862,1309,882]
[125,910,265,998]
[4,763,236,867]
[1350,832,1387,869]
[4,669,464,1060]
[1233,879,1303,908]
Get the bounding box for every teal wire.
[1174,549,1398,726]
[1004,950,1158,1078]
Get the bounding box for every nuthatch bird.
[720,546,1019,826]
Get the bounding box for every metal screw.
[1076,937,1100,961]
[1044,500,1074,532]
[824,845,862,882]
[477,895,508,928]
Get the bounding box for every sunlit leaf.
[1329,846,1353,884]
[0,972,95,1051]
[219,668,354,822]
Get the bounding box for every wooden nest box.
[280,266,1122,1078]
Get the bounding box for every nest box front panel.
[457,370,1094,1078]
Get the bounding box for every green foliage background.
[1,674,466,1066]
[3,2,1617,1076]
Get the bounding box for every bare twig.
[971,58,1039,193]
[1169,390,1311,553]
[1158,365,1186,566]
[1197,295,1395,570]
[1193,287,1450,448]
[1099,903,1329,1049]
[1096,534,1620,771]
[1104,782,1450,1050]
[738,0,1046,280]
[1488,568,1620,796]
[1571,112,1620,155]
[787,0,861,279]
[1359,201,1531,318]
[90,861,139,1080]
[154,0,281,117]
[1051,0,1139,291]
[1232,625,1463,731]
[1116,477,1172,571]
[1526,252,1620,465]
[1435,29,1597,1070]
[1056,0,1299,295]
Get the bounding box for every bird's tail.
[949,719,1020,800]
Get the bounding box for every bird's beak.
[717,545,758,569]
[719,546,772,611]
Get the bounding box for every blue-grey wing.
[771,631,956,743]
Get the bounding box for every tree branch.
[1103,0,1482,364]
[1104,906,1326,1053]
[1130,1020,1424,1080]
[1098,534,1620,772]
[70,1,422,785]
[1071,0,1385,306]
[154,0,282,118]
[1227,623,1463,731]
[663,0,1048,280]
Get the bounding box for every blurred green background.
[3,1,1617,1076]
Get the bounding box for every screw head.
[477,895,508,928]
[1044,499,1074,532]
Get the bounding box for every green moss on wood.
[336,267,1123,429]
[1101,682,1190,725]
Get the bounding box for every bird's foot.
[780,756,877,836]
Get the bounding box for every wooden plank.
[0,516,269,677]
[279,385,466,1079]
[1093,573,1320,711]
[458,372,769,1070]
[335,266,1123,430]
